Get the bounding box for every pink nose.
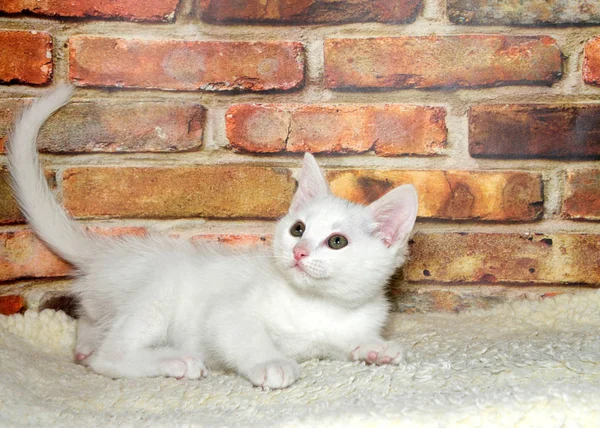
[293,245,309,261]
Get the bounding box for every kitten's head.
[273,153,418,306]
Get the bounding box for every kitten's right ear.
[289,153,330,212]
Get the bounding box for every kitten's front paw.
[246,359,300,389]
[350,342,404,365]
[163,356,208,380]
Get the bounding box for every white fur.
[7,86,419,389]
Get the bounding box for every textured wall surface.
[0,0,599,314]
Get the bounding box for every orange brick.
[0,0,179,22]
[0,169,24,224]
[327,169,543,221]
[0,227,146,282]
[199,0,421,24]
[0,31,52,85]
[62,166,295,219]
[325,36,561,90]
[69,37,305,92]
[0,167,56,225]
[584,36,600,86]
[405,233,600,284]
[37,101,205,153]
[0,295,24,315]
[191,234,272,247]
[563,170,600,220]
[0,230,71,282]
[393,285,576,313]
[226,104,446,155]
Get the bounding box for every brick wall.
[1,0,599,314]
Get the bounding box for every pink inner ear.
[368,185,418,247]
[289,153,330,212]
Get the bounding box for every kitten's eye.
[290,221,305,237]
[327,234,348,250]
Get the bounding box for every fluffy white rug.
[1,291,600,427]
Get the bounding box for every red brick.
[0,295,24,315]
[583,36,600,86]
[469,105,600,159]
[226,104,446,155]
[448,0,600,25]
[69,37,305,92]
[328,169,543,221]
[0,0,179,22]
[0,31,52,85]
[405,233,600,284]
[563,170,600,220]
[325,36,561,90]
[199,0,421,24]
[36,102,205,153]
[0,227,146,282]
[62,166,295,219]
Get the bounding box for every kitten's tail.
[7,85,92,267]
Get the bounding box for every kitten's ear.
[289,153,330,212]
[368,184,418,248]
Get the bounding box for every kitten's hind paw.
[74,351,93,366]
[246,359,300,389]
[350,342,404,365]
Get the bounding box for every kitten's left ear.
[368,184,418,248]
[289,153,330,212]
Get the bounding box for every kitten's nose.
[293,245,310,261]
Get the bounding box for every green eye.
[327,234,348,250]
[290,221,305,237]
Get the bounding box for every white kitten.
[8,86,418,389]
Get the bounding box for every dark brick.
[199,0,421,24]
[37,102,205,153]
[469,104,600,159]
[563,170,600,220]
[448,0,600,25]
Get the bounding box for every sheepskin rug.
[1,290,600,427]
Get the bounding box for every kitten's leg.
[348,339,404,365]
[87,314,207,380]
[75,315,102,365]
[212,315,299,389]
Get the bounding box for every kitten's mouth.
[291,261,309,276]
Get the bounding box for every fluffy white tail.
[7,85,91,267]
